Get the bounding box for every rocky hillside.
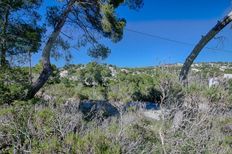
[0,62,232,153]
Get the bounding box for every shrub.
[0,67,30,104]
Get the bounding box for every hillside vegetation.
[1,1,232,153]
[0,62,232,153]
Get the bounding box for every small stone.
[172,110,184,130]
[143,110,162,120]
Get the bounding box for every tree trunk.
[179,11,232,84]
[0,48,7,67]
[26,0,76,99]
[0,8,9,67]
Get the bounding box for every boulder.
[172,110,184,130]
[143,110,162,120]
[221,124,232,136]
[142,109,170,121]
[63,98,80,114]
[198,102,210,112]
[79,101,119,120]
[60,70,68,78]
[209,77,219,88]
[123,102,159,112]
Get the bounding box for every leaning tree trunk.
[0,8,9,67]
[26,0,76,99]
[179,11,232,84]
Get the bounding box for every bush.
[0,67,30,104]
[203,86,224,102]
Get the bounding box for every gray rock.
[59,70,68,78]
[142,109,170,121]
[172,110,184,130]
[63,98,80,114]
[123,102,159,112]
[79,101,119,120]
[143,110,162,120]
[198,102,210,112]
[221,124,232,136]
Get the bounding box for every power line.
[125,28,194,46]
[125,28,232,53]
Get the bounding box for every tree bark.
[179,11,232,84]
[26,0,76,99]
[0,8,9,67]
[0,48,7,67]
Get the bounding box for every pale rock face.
[143,110,162,120]
[198,102,210,112]
[192,63,199,67]
[121,113,138,125]
[208,74,232,87]
[70,76,78,81]
[120,69,129,73]
[142,109,169,121]
[43,94,54,101]
[183,101,191,108]
[219,66,227,71]
[109,66,117,76]
[60,70,68,78]
[172,110,184,130]
[209,77,219,87]
[219,68,225,71]
[223,74,232,79]
[192,68,200,72]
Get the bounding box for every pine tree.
[27,0,143,98]
[0,0,43,67]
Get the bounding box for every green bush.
[0,67,30,104]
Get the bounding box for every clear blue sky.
[33,0,232,67]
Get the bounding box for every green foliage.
[198,63,222,78]
[0,0,43,66]
[38,63,165,103]
[0,67,30,104]
[228,79,232,95]
[46,6,62,27]
[76,130,121,154]
[106,72,161,102]
[47,63,166,103]
[0,70,231,153]
[32,136,61,154]
[125,0,144,10]
[125,120,163,153]
[43,0,143,63]
[79,62,111,87]
[203,87,224,102]
[88,44,111,60]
